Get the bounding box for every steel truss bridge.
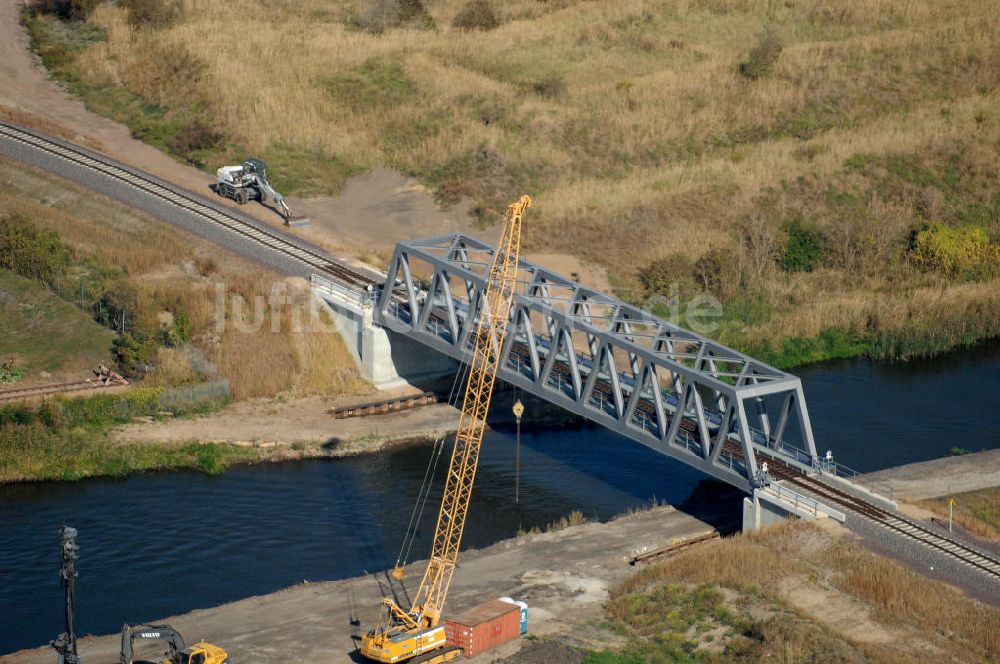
[376,233,821,492]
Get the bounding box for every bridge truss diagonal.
[375,233,820,491]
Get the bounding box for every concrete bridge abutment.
[742,481,847,532]
[311,279,455,390]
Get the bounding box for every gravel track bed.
[845,511,1000,606]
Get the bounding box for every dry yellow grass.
[29,0,1000,362]
[919,486,1000,542]
[0,159,366,399]
[613,521,1000,662]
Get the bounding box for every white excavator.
[215,158,308,227]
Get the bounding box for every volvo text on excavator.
[359,195,531,664]
[119,624,228,664]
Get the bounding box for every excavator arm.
[241,158,291,220]
[120,624,186,664]
[253,176,292,220]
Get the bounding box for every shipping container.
[498,596,529,635]
[444,599,521,658]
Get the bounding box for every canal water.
[2,341,999,654]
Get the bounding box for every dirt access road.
[0,1,611,291]
[1,506,721,664]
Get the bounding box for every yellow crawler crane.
[360,195,531,664]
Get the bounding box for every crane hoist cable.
[393,357,474,578]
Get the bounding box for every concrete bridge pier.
[311,276,456,390]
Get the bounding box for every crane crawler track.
[762,459,1000,582]
[0,122,378,289]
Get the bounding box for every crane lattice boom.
[360,195,530,664]
[410,195,529,627]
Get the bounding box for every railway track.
[0,379,126,403]
[0,122,377,290]
[766,460,1000,582]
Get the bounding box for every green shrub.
[326,58,415,110]
[739,26,783,79]
[909,223,999,279]
[778,218,826,272]
[640,254,694,297]
[0,357,26,385]
[112,332,158,377]
[0,217,71,288]
[160,312,191,347]
[353,0,434,33]
[532,72,567,99]
[30,0,99,20]
[452,0,499,31]
[694,248,726,294]
[97,279,139,332]
[123,0,178,28]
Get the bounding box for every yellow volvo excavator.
[360,195,530,664]
[119,624,228,664]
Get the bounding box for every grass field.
[20,0,1000,365]
[583,521,999,663]
[0,269,113,382]
[920,486,1000,542]
[0,386,242,482]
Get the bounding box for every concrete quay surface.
[3,507,718,664]
[862,448,1000,501]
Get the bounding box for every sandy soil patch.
[778,574,896,644]
[115,391,462,455]
[863,449,1000,501]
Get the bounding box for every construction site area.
[2,0,1000,662]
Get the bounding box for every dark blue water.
[2,340,999,654]
[799,340,1000,471]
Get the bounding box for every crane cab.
[175,643,229,664]
[360,626,458,664]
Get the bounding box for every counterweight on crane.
[360,195,531,664]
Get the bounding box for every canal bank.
[2,504,718,664]
[4,447,998,664]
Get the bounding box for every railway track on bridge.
[0,122,377,290]
[765,462,1000,582]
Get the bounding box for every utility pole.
[512,399,524,504]
[50,525,81,664]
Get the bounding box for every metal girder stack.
[375,233,820,492]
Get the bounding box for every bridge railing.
[313,274,376,308]
[761,482,846,522]
[746,425,816,470]
[818,460,895,501]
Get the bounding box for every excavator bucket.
[286,215,310,228]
